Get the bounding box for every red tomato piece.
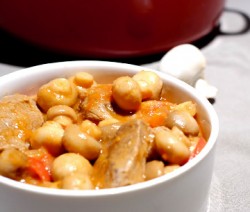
[190,137,207,160]
[27,152,53,181]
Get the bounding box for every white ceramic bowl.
[0,61,219,212]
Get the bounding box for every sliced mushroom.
[164,110,200,136]
[47,105,77,127]
[37,78,78,112]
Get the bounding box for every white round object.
[195,79,218,99]
[159,44,206,86]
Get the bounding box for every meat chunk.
[80,84,113,122]
[0,94,44,151]
[99,122,122,147]
[93,119,153,188]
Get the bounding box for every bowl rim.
[0,60,219,197]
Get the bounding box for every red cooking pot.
[0,0,225,58]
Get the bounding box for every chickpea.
[98,118,119,128]
[69,72,95,98]
[174,101,197,117]
[52,116,74,128]
[154,127,190,165]
[30,121,64,156]
[112,76,142,111]
[47,105,77,128]
[80,120,102,140]
[164,110,199,136]
[61,172,94,190]
[73,72,94,88]
[145,160,165,181]
[51,153,93,181]
[171,126,191,147]
[0,148,27,177]
[164,164,180,174]
[133,70,163,100]
[37,78,78,112]
[62,124,101,160]
[41,181,62,189]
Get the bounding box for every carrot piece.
[136,100,173,127]
[190,137,207,159]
